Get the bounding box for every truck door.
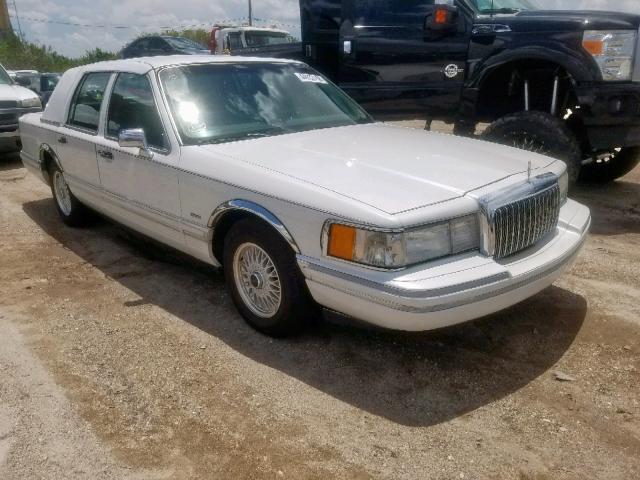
[338,0,472,120]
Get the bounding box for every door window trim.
[102,71,172,155]
[65,71,114,136]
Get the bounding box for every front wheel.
[481,111,583,183]
[223,218,317,337]
[49,163,90,226]
[578,147,640,183]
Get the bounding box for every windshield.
[159,63,372,145]
[0,66,12,85]
[245,31,293,47]
[164,36,206,51]
[473,0,539,13]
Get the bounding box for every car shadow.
[0,152,23,171]
[572,177,640,235]
[23,198,587,427]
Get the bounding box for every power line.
[7,13,300,31]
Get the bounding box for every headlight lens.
[558,170,569,205]
[20,97,42,108]
[326,214,480,269]
[583,30,637,81]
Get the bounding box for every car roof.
[73,55,303,75]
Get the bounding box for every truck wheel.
[49,163,90,227]
[578,147,640,183]
[481,111,582,183]
[223,218,316,337]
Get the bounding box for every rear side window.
[106,73,168,150]
[68,72,111,132]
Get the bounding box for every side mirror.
[15,76,31,87]
[118,128,153,158]
[426,5,459,34]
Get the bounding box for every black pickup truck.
[240,0,640,183]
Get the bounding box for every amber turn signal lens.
[327,224,356,260]
[582,39,604,56]
[434,9,448,25]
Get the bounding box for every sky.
[7,0,639,58]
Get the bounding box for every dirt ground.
[0,132,639,479]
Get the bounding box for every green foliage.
[0,33,118,73]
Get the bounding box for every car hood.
[491,10,640,32]
[0,83,38,102]
[201,123,558,215]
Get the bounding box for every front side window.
[159,63,372,146]
[68,72,111,132]
[106,73,168,150]
[473,0,539,13]
[353,0,435,27]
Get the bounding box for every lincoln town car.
[19,56,591,336]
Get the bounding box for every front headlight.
[20,97,42,109]
[325,214,480,269]
[583,30,637,81]
[558,170,569,205]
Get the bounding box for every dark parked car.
[120,35,209,59]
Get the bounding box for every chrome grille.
[492,184,560,259]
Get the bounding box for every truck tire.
[481,111,582,183]
[578,147,640,183]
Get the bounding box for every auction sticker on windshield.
[294,73,327,84]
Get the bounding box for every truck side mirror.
[426,4,459,34]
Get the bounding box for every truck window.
[227,33,243,50]
[244,31,292,47]
[68,72,111,132]
[106,73,168,150]
[353,0,435,27]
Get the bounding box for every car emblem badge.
[444,64,461,79]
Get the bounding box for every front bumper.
[577,82,640,150]
[299,199,590,331]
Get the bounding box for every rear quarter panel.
[19,112,59,183]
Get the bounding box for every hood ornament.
[527,160,532,182]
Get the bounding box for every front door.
[94,72,183,248]
[339,0,472,120]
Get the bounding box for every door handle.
[98,150,113,160]
[57,136,67,144]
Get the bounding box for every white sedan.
[19,56,591,336]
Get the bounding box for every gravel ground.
[0,134,639,479]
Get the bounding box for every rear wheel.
[49,163,90,226]
[481,111,582,183]
[223,218,316,337]
[579,147,640,183]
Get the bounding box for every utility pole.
[248,0,253,26]
[0,0,13,38]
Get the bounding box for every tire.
[481,111,582,183]
[578,147,640,183]
[49,163,90,227]
[453,121,476,137]
[223,218,317,337]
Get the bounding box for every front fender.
[467,39,601,88]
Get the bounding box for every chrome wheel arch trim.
[208,199,301,255]
[39,143,63,183]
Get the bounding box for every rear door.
[338,0,472,119]
[56,71,112,197]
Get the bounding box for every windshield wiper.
[195,127,288,145]
[480,8,522,14]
